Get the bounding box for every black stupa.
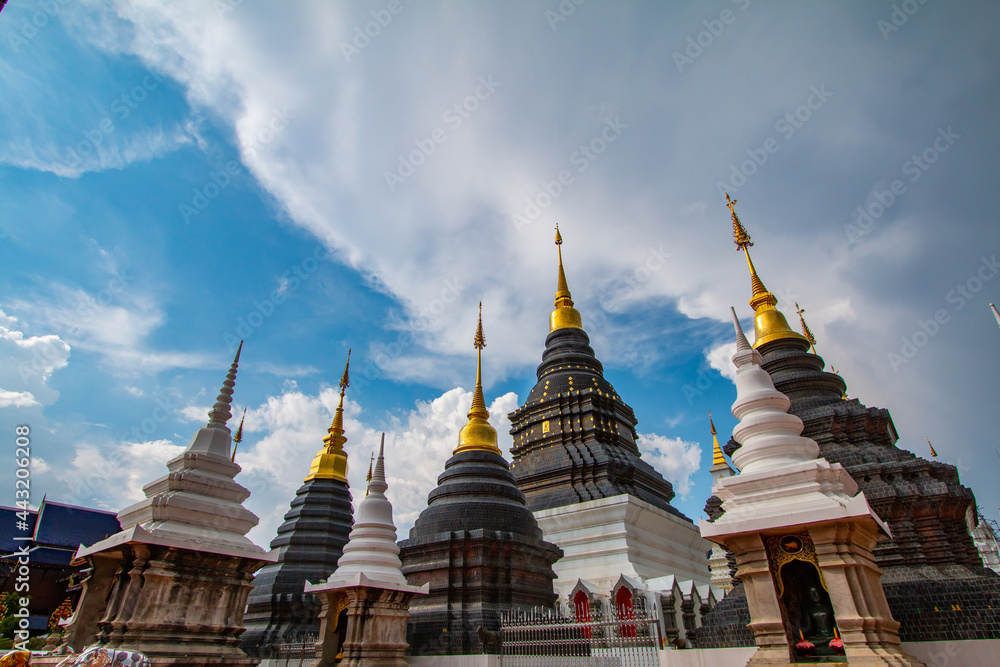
[399,304,562,656]
[697,197,1000,647]
[240,354,355,657]
[508,226,682,516]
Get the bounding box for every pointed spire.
[304,349,352,482]
[207,341,242,430]
[549,224,584,332]
[709,411,727,468]
[456,304,500,453]
[231,408,246,462]
[991,304,1000,331]
[469,302,488,419]
[366,449,374,496]
[725,195,807,349]
[927,437,938,458]
[732,307,751,353]
[327,349,351,445]
[370,433,387,495]
[795,302,818,353]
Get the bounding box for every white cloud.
[56,439,187,512]
[0,308,71,407]
[176,383,520,546]
[0,389,39,408]
[10,286,213,377]
[636,433,702,499]
[706,341,738,382]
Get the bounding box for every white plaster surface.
[535,493,711,598]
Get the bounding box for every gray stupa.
[240,354,355,658]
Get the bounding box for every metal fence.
[273,633,317,667]
[500,607,661,667]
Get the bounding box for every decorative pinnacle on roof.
[927,437,938,458]
[326,349,351,451]
[795,302,818,353]
[725,195,806,349]
[709,410,728,468]
[231,408,247,463]
[550,224,584,332]
[456,303,500,453]
[208,341,242,430]
[304,349,352,482]
[991,304,1000,331]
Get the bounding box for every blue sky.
[2,0,999,547]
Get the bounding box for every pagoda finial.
[731,307,752,354]
[207,340,242,430]
[725,195,806,349]
[991,304,1000,331]
[550,224,584,332]
[456,304,500,453]
[304,349,352,482]
[231,408,246,462]
[327,349,351,445]
[927,437,938,458]
[795,302,818,353]
[709,410,727,468]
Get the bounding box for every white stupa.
[701,309,922,666]
[80,342,268,560]
[322,435,408,587]
[306,435,427,665]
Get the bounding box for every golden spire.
[709,410,729,468]
[550,224,584,332]
[305,349,351,481]
[725,194,807,349]
[456,303,500,453]
[927,437,938,458]
[365,449,374,496]
[231,408,246,463]
[795,302,818,353]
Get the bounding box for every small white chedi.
[307,436,427,666]
[701,309,923,667]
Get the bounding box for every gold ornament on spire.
[795,302,818,353]
[709,410,728,469]
[550,224,584,332]
[365,449,374,496]
[725,194,807,349]
[231,408,246,462]
[456,303,500,453]
[927,437,938,458]
[305,349,352,481]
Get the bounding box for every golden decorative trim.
[763,531,828,598]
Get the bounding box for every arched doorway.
[615,586,636,638]
[573,589,592,638]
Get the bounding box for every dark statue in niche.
[780,560,845,662]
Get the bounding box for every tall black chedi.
[399,304,562,656]
[240,353,355,657]
[508,226,681,515]
[697,196,1000,647]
